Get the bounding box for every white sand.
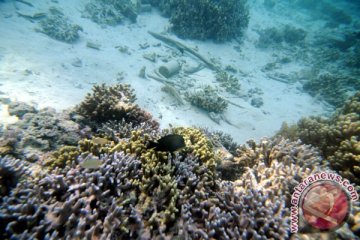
[0,0,330,144]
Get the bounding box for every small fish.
[80,155,102,169]
[215,146,234,161]
[92,137,109,145]
[147,134,185,152]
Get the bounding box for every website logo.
[290,172,358,233]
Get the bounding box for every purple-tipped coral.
[0,156,28,198]
[233,138,327,205]
[0,152,143,239]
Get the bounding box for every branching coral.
[0,152,143,239]
[186,85,228,113]
[215,71,241,95]
[233,138,326,206]
[0,156,28,198]
[277,92,360,185]
[38,8,82,43]
[83,0,138,26]
[160,0,249,42]
[75,84,158,130]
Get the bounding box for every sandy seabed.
[0,0,329,144]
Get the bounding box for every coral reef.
[277,92,360,185]
[38,8,82,43]
[161,0,249,41]
[1,85,358,239]
[302,73,360,107]
[75,84,158,129]
[0,105,83,161]
[83,0,138,26]
[0,126,290,239]
[186,85,228,113]
[233,138,326,205]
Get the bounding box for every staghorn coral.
[186,85,228,113]
[277,92,360,185]
[75,84,158,130]
[168,0,249,42]
[38,8,82,43]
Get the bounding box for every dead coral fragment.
[187,85,228,113]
